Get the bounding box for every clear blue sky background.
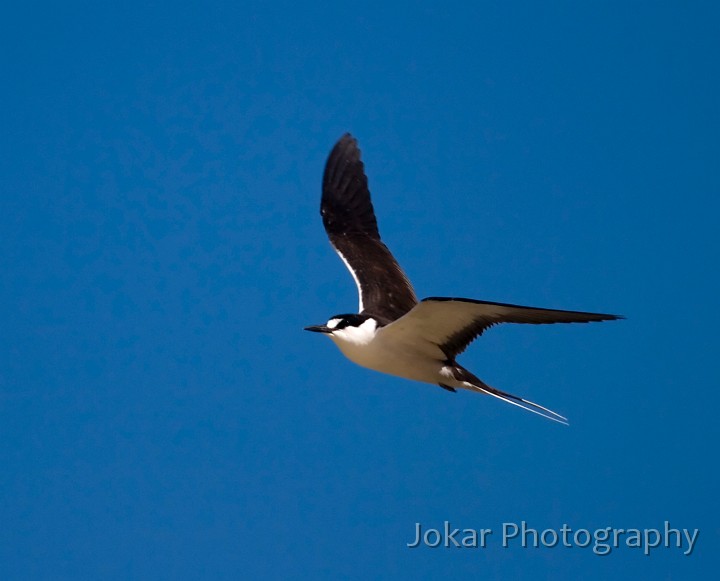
[2,1,718,579]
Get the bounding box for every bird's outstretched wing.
[381,297,623,359]
[321,134,417,322]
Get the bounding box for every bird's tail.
[456,367,568,425]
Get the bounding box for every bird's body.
[324,316,447,385]
[306,134,622,424]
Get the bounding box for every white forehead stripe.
[334,248,364,312]
[327,318,341,329]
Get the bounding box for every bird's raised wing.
[321,134,417,322]
[381,297,623,359]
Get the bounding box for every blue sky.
[1,1,718,579]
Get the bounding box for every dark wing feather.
[321,134,417,321]
[381,297,623,359]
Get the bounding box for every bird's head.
[304,314,378,344]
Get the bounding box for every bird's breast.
[329,333,443,384]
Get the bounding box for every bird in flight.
[305,134,622,424]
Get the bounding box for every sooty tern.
[305,134,622,424]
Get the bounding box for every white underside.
[322,317,568,424]
[328,322,464,388]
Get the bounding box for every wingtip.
[596,313,625,323]
[326,133,361,171]
[335,132,357,148]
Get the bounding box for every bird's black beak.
[304,324,332,334]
